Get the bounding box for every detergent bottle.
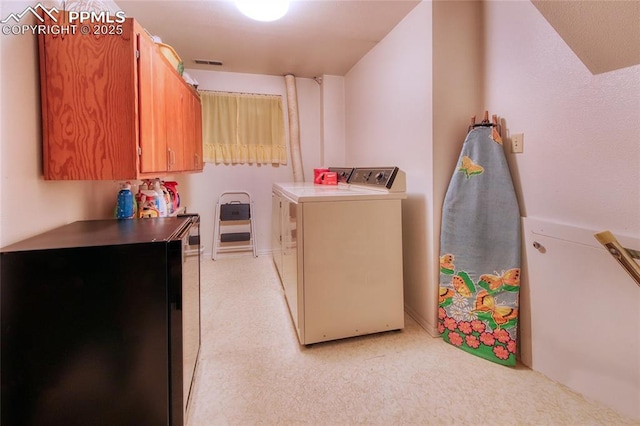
[154,179,168,217]
[116,182,135,219]
[163,181,180,213]
[138,189,159,218]
[160,181,173,215]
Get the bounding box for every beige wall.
[320,74,346,167]
[345,1,483,336]
[483,1,640,419]
[484,1,639,233]
[0,1,117,247]
[345,1,435,333]
[431,0,484,333]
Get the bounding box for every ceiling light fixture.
[235,0,290,22]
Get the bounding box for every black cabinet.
[1,218,200,425]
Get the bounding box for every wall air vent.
[193,59,224,66]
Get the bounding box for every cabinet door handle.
[167,148,175,170]
[195,153,199,169]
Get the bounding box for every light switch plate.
[512,133,524,153]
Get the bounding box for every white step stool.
[212,191,257,260]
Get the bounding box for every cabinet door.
[161,58,187,172]
[181,90,195,171]
[193,95,203,171]
[138,28,167,174]
[182,91,204,171]
[39,17,137,179]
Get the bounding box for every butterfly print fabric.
[439,126,522,366]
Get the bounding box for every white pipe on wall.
[285,74,304,182]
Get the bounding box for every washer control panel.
[348,167,405,192]
[328,167,354,184]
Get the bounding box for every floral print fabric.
[439,126,521,366]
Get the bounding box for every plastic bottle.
[160,181,173,215]
[154,179,168,217]
[116,182,135,219]
[164,181,180,213]
[136,181,147,209]
[138,190,160,218]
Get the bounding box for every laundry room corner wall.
[345,2,434,333]
[431,0,484,333]
[345,0,484,336]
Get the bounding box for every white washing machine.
[272,167,407,345]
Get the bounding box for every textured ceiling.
[532,0,640,75]
[116,0,421,78]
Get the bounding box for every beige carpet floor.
[186,256,636,425]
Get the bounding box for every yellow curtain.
[200,91,287,165]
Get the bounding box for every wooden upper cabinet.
[38,17,137,180]
[38,15,203,180]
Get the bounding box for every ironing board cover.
[439,126,521,366]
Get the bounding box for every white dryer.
[272,167,407,345]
